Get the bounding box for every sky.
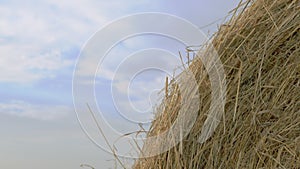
[0,0,240,168]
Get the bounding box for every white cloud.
[0,0,111,83]
[0,100,72,120]
[0,45,72,82]
[0,0,161,84]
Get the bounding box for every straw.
[133,0,300,168]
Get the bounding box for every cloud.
[0,45,73,83]
[0,0,109,83]
[0,100,72,120]
[0,0,165,84]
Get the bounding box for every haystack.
[133,0,300,168]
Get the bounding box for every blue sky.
[0,0,240,168]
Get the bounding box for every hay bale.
[133,0,300,168]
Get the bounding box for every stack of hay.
[133,0,300,168]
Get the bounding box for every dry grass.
[133,0,300,168]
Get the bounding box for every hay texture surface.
[133,0,300,168]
